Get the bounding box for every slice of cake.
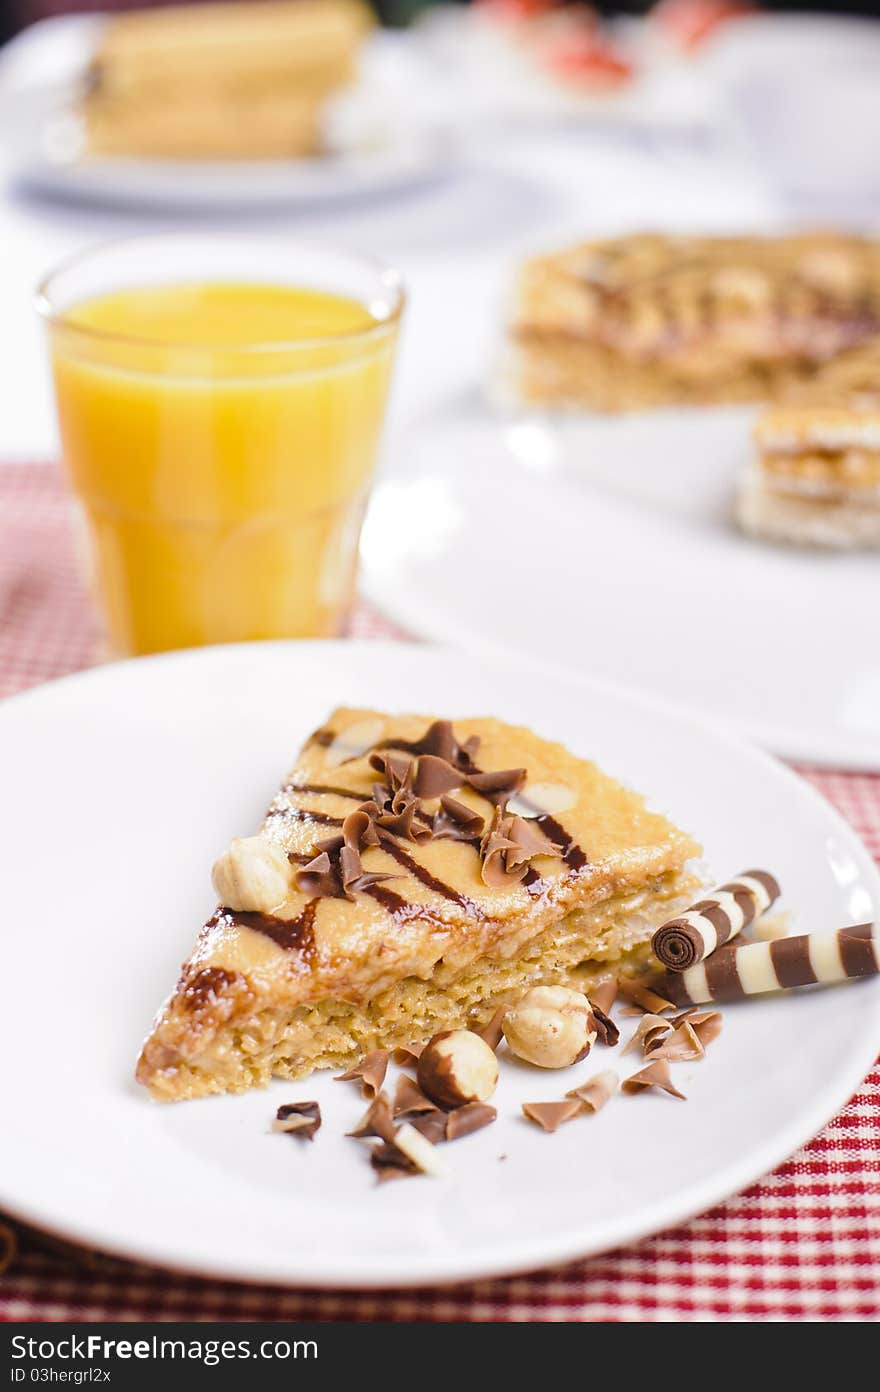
[137,709,700,1100]
[508,232,880,411]
[82,0,371,160]
[737,344,880,548]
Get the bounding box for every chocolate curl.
[295,808,397,900]
[622,1014,671,1056]
[432,795,485,842]
[618,982,677,1016]
[347,1092,397,1143]
[652,870,781,972]
[467,767,527,805]
[651,923,879,1007]
[393,1075,437,1118]
[522,1099,584,1133]
[413,755,464,799]
[646,1020,704,1062]
[591,1004,619,1048]
[480,807,562,888]
[391,719,480,771]
[272,1101,321,1140]
[335,1050,389,1098]
[475,1005,509,1051]
[566,1069,618,1114]
[589,976,617,1015]
[295,849,338,898]
[622,1061,686,1100]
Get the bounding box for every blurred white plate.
[0,640,877,1286]
[363,398,880,769]
[0,18,456,212]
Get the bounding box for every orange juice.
[47,279,400,655]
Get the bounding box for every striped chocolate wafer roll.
[653,923,879,1006]
[652,870,780,972]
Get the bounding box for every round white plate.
[363,398,880,770]
[1,640,878,1288]
[0,19,456,212]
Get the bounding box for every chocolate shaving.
[392,719,480,771]
[370,1141,418,1183]
[392,1043,424,1068]
[589,976,618,1015]
[467,767,527,805]
[334,1050,389,1098]
[407,1111,449,1144]
[432,795,485,841]
[403,1100,497,1144]
[295,849,339,898]
[647,1020,704,1062]
[366,788,433,843]
[622,1060,687,1100]
[690,1010,723,1047]
[475,1005,509,1051]
[522,1099,585,1133]
[480,807,563,889]
[566,1069,619,1113]
[618,982,677,1016]
[272,1101,321,1140]
[346,1092,397,1143]
[295,807,397,900]
[591,1004,619,1047]
[414,755,465,799]
[369,749,415,793]
[393,1075,438,1118]
[445,1102,497,1140]
[671,1009,723,1049]
[622,1014,672,1056]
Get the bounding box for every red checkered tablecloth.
[1,462,878,1322]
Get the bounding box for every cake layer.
[84,90,323,160]
[137,709,700,1099]
[737,467,880,549]
[510,232,880,410]
[89,0,370,97]
[756,449,880,499]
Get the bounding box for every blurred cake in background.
[82,0,372,159]
[738,344,880,549]
[509,232,880,411]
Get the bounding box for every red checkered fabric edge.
[1,463,877,1322]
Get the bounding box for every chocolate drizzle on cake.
[182,965,242,1011]
[208,902,319,957]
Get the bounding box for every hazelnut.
[502,985,596,1069]
[416,1030,499,1109]
[211,835,292,914]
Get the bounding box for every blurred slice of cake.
[738,345,880,548]
[509,232,880,411]
[82,0,372,159]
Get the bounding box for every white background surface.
[1,641,878,1285]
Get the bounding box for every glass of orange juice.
[37,234,404,657]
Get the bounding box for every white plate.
[1,640,878,1288]
[363,398,880,770]
[0,19,456,212]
